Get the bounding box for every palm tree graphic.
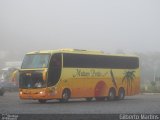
[110,70,117,88]
[122,71,136,94]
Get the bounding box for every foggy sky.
[0,0,160,53]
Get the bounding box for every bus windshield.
[21,54,50,69]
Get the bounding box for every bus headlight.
[20,91,23,95]
[39,91,45,95]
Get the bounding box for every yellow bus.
[19,49,140,103]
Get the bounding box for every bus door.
[47,53,62,94]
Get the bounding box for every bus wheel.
[60,89,70,103]
[86,97,93,102]
[95,97,105,101]
[38,99,47,104]
[107,89,116,101]
[118,88,125,100]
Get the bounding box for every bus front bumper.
[19,90,58,100]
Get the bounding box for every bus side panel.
[58,68,140,98]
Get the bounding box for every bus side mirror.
[43,69,47,81]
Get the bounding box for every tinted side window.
[47,53,62,86]
[63,53,139,69]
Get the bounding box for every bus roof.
[26,48,138,58]
[27,49,103,54]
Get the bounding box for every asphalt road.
[0,92,160,114]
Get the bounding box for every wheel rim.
[110,91,113,99]
[61,90,70,102]
[109,90,115,100]
[120,92,124,99]
[63,91,69,100]
[119,90,125,99]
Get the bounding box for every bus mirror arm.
[43,69,48,81]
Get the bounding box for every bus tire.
[107,88,116,101]
[60,89,71,103]
[95,97,105,101]
[86,97,93,101]
[118,88,125,100]
[38,99,47,104]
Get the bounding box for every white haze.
[0,0,160,54]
